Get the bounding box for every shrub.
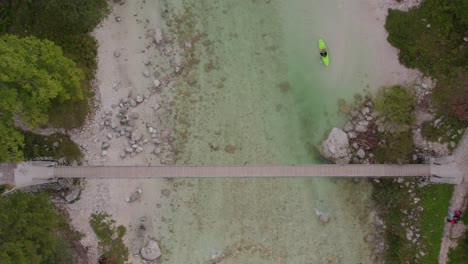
[90,213,129,264]
[375,130,414,164]
[374,86,417,126]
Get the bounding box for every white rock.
[136,96,143,103]
[136,147,144,153]
[361,107,370,116]
[319,128,351,164]
[355,125,368,133]
[131,131,143,141]
[140,239,161,261]
[148,127,154,133]
[143,69,150,77]
[153,79,161,88]
[107,133,113,139]
[101,151,108,157]
[348,132,357,139]
[356,149,366,159]
[153,28,163,45]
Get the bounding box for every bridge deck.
[54,164,432,178]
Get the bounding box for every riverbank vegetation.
[386,0,468,125]
[372,178,452,263]
[90,213,129,264]
[370,0,467,262]
[0,192,85,263]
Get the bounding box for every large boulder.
[319,128,351,164]
[140,239,161,261]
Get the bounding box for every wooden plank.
[54,164,432,179]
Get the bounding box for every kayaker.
[320,49,327,57]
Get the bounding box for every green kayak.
[319,39,329,66]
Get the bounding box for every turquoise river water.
[153,0,384,263]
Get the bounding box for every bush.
[385,0,468,122]
[375,130,414,164]
[90,213,129,264]
[21,131,82,162]
[374,86,417,126]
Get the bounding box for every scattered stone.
[355,125,368,133]
[131,131,143,141]
[129,191,141,202]
[148,127,154,133]
[161,189,171,197]
[115,16,121,22]
[114,50,121,58]
[426,24,431,28]
[153,28,163,45]
[319,214,331,224]
[343,122,353,132]
[140,239,161,261]
[143,69,151,77]
[125,147,134,153]
[137,188,142,194]
[136,96,143,103]
[174,65,182,74]
[153,147,161,155]
[136,147,144,153]
[184,42,192,50]
[53,142,60,148]
[361,107,370,116]
[107,133,113,139]
[130,99,137,107]
[224,144,237,154]
[348,132,357,139]
[101,150,108,157]
[153,79,161,88]
[101,142,110,150]
[130,112,139,120]
[356,148,366,159]
[450,141,456,148]
[65,188,81,203]
[120,152,126,158]
[413,154,418,160]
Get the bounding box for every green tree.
[374,85,416,126]
[0,116,24,162]
[0,34,84,127]
[0,192,60,264]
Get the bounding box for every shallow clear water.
[154,0,378,263]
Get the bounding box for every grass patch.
[448,230,468,264]
[372,178,453,263]
[421,115,467,148]
[90,213,129,264]
[375,130,414,164]
[418,184,454,263]
[21,131,81,162]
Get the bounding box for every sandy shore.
[65,0,426,262]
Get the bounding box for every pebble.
[154,79,161,88]
[101,151,108,157]
[114,50,121,57]
[143,69,151,77]
[136,96,143,103]
[136,147,144,153]
[115,16,121,22]
[107,133,113,139]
